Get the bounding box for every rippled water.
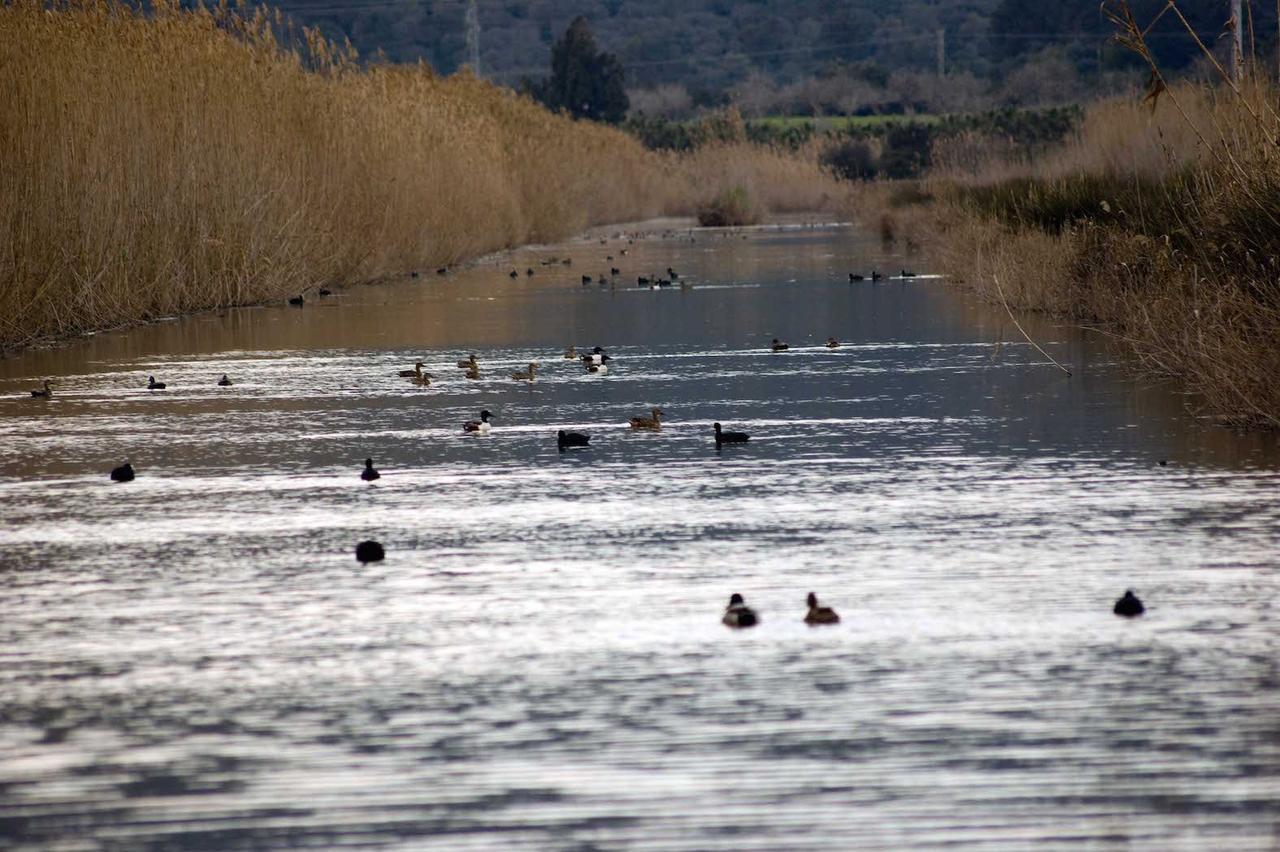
[2,221,1279,849]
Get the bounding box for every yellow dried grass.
[0,0,840,349]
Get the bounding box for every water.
[2,221,1279,850]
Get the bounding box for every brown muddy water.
[1,221,1278,850]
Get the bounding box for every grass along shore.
[0,0,839,353]
[901,81,1280,428]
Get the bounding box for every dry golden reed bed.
[0,0,838,351]
[919,78,1280,427]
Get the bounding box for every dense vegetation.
[919,78,1280,426]
[0,0,838,351]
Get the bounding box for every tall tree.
[527,17,629,123]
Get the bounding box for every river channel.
[1,221,1278,849]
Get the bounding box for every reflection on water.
[2,220,1279,849]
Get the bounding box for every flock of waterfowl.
[719,586,1145,628]
[20,244,1147,627]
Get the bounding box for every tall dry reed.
[922,68,1280,427]
[0,0,840,350]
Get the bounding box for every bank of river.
[1,221,1278,849]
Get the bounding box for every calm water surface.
[2,221,1279,850]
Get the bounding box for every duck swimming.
[804,592,840,625]
[511,363,538,382]
[110,462,135,482]
[464,365,481,380]
[557,429,590,450]
[713,422,749,444]
[900,269,917,278]
[580,346,609,366]
[463,409,493,434]
[288,294,305,306]
[563,346,578,359]
[586,362,608,375]
[771,338,789,352]
[849,273,864,282]
[871,270,883,282]
[355,540,385,563]
[826,337,840,348]
[361,458,380,481]
[29,380,52,399]
[629,407,663,430]
[217,374,233,386]
[456,354,478,369]
[398,362,426,378]
[410,371,433,386]
[147,376,166,389]
[722,593,759,628]
[1114,590,1144,617]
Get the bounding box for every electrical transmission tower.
[465,0,481,76]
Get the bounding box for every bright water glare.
[2,221,1279,850]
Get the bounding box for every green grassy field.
[750,114,943,131]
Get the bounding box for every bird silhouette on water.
[361,458,380,481]
[29,380,52,398]
[804,592,840,625]
[557,430,590,451]
[356,540,385,563]
[1114,590,1144,617]
[722,593,758,628]
[147,376,166,389]
[110,462,135,482]
[217,374,233,386]
[713,422,749,445]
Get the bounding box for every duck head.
[728,593,744,607]
[807,592,818,608]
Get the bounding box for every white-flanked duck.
[361,458,380,481]
[398,361,426,378]
[463,410,493,434]
[1114,590,1144,617]
[770,338,789,352]
[580,346,609,366]
[110,462,135,482]
[29,380,52,398]
[714,422,749,444]
[557,429,590,451]
[456,354,478,370]
[511,363,538,382]
[629,407,663,430]
[217,374,233,386]
[722,593,759,628]
[586,362,608,375]
[804,592,840,625]
[147,375,166,389]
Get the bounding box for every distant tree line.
[278,0,1278,113]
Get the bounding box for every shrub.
[696,185,760,227]
[819,139,878,181]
